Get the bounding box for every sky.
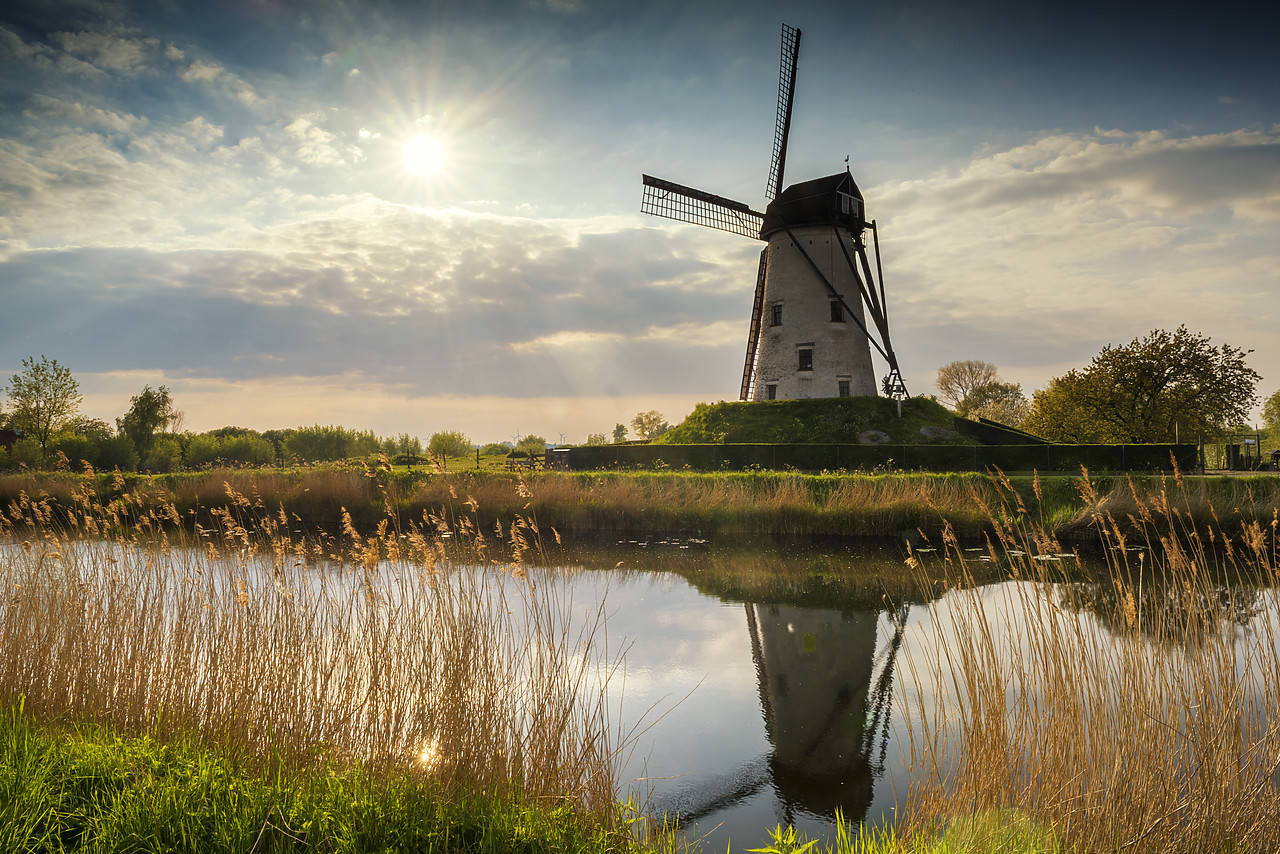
[1,0,1278,445]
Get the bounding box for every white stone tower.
[752,172,878,401]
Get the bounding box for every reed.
[0,473,628,830]
[898,469,1280,853]
[3,467,1276,542]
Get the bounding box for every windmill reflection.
[667,599,909,829]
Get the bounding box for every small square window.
[766,383,778,400]
[830,301,844,323]
[797,349,813,371]
[838,380,851,397]
[769,304,783,326]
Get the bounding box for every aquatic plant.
[899,468,1280,853]
[0,474,626,827]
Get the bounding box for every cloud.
[22,94,143,133]
[869,128,1280,392]
[0,202,753,400]
[51,30,163,74]
[178,57,263,107]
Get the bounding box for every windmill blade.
[641,175,764,239]
[765,24,802,202]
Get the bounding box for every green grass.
[0,702,648,854]
[654,397,973,446]
[0,701,1066,854]
[1,466,1276,543]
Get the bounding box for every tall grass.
[899,469,1280,853]
[3,466,1277,542]
[0,472,626,827]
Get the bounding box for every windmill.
[641,24,907,402]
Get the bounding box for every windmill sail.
[641,175,764,239]
[765,24,801,202]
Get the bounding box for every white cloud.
[869,128,1280,394]
[52,31,162,74]
[179,58,263,107]
[284,116,346,166]
[22,94,143,133]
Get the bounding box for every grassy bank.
[0,477,1072,853]
[899,472,1280,853]
[0,480,640,850]
[0,703,646,854]
[2,465,1277,542]
[4,470,1278,850]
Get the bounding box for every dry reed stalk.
[0,481,625,824]
[899,471,1280,853]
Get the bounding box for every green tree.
[428,430,472,459]
[1022,326,1260,443]
[382,433,424,458]
[5,356,81,458]
[516,434,546,455]
[957,381,1029,426]
[631,411,670,440]
[612,423,627,443]
[284,425,378,463]
[935,360,999,409]
[584,432,608,446]
[141,434,184,473]
[479,442,511,456]
[117,385,179,460]
[1263,390,1280,433]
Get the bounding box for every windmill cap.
[760,172,865,239]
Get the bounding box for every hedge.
[564,443,1197,473]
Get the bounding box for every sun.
[402,134,447,177]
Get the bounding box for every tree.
[428,430,472,459]
[612,423,627,443]
[383,433,424,458]
[283,425,379,463]
[935,360,999,409]
[5,356,81,457]
[631,410,671,440]
[1022,326,1260,443]
[141,434,184,473]
[584,432,608,446]
[516,434,546,455]
[957,381,1029,426]
[117,385,179,459]
[1263,390,1280,433]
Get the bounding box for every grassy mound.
[654,395,975,446]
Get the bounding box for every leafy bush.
[186,434,275,469]
[141,434,184,473]
[0,437,42,470]
[284,425,379,463]
[516,435,546,455]
[429,431,472,459]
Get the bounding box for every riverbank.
[2,466,1276,542]
[4,465,1277,852]
[0,703,650,854]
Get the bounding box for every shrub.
[141,434,184,473]
[428,431,472,460]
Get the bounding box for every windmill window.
[765,383,778,400]
[797,348,813,371]
[830,301,844,322]
[769,303,783,326]
[838,380,851,397]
